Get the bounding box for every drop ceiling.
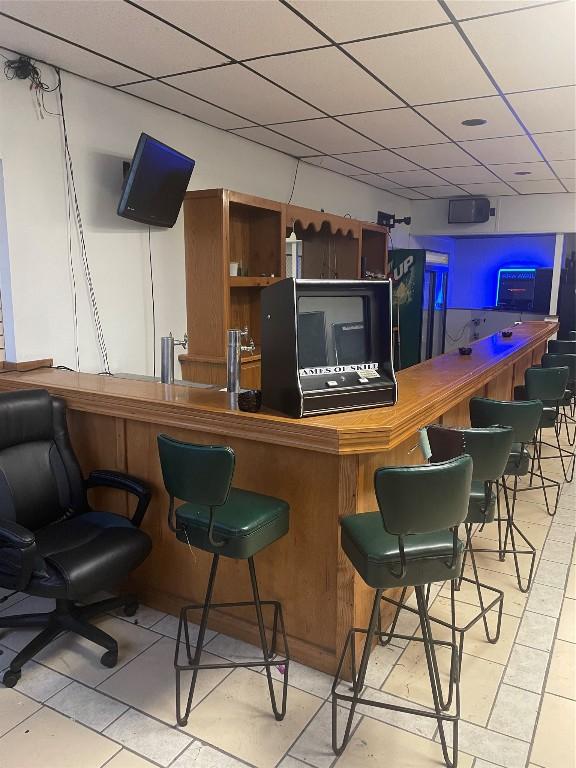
[0,0,574,199]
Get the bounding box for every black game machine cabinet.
[261,279,397,417]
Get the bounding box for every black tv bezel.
[117,132,195,228]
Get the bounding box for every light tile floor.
[0,435,574,768]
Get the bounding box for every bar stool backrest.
[548,339,576,354]
[525,366,569,403]
[569,331,576,341]
[374,455,472,536]
[470,397,543,445]
[542,353,576,385]
[427,425,513,483]
[157,434,235,507]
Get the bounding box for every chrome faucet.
[160,332,188,384]
[227,327,255,393]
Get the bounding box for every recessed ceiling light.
[461,118,487,126]
[514,171,531,175]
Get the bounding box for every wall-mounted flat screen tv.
[117,133,195,227]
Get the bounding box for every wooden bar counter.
[0,320,556,675]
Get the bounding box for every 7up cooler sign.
[387,249,425,370]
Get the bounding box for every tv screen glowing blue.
[117,133,195,228]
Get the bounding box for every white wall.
[0,64,410,375]
[410,194,576,237]
[444,308,547,352]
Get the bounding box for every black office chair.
[0,389,152,688]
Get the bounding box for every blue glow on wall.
[448,234,555,309]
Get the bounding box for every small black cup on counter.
[238,389,262,412]
[501,330,513,338]
[459,346,473,356]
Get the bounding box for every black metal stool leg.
[415,586,459,768]
[332,588,383,756]
[378,586,407,647]
[502,480,536,593]
[175,553,219,727]
[248,556,288,721]
[466,527,504,646]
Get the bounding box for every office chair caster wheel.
[2,669,21,688]
[123,600,138,618]
[101,650,118,668]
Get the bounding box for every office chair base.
[0,594,137,688]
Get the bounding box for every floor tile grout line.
[525,525,575,766]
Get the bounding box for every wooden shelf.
[229,276,281,288]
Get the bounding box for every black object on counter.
[501,330,513,338]
[238,389,262,412]
[459,347,473,355]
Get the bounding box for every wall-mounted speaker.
[448,197,492,224]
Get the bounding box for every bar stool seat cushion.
[175,488,289,559]
[466,480,496,524]
[340,512,463,589]
[539,407,558,429]
[505,443,531,476]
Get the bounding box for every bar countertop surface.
[0,320,556,455]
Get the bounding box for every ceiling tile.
[332,149,419,173]
[379,169,450,187]
[460,181,516,195]
[0,16,138,85]
[137,0,325,59]
[303,156,367,176]
[395,142,479,168]
[507,86,576,135]
[230,126,316,156]
[550,159,576,177]
[0,0,227,78]
[288,0,449,42]
[560,178,576,192]
[446,1,553,21]
[434,165,499,183]
[413,185,470,198]
[118,80,253,129]
[509,179,565,193]
[164,66,322,124]
[486,161,555,181]
[360,176,404,191]
[417,95,522,140]
[532,130,576,160]
[340,108,446,148]
[388,188,432,199]
[272,118,379,154]
[249,47,401,115]
[458,135,542,163]
[462,2,576,92]
[344,25,496,104]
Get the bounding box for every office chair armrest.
[86,470,152,528]
[0,520,37,591]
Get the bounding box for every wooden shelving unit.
[179,189,388,388]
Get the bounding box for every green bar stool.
[470,397,543,591]
[157,434,290,726]
[381,425,513,671]
[523,365,574,484]
[331,455,473,768]
[548,339,576,354]
[542,352,576,446]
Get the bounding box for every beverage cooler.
[388,249,449,369]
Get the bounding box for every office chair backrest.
[157,434,235,507]
[525,366,569,403]
[542,353,576,385]
[427,424,513,483]
[470,397,543,445]
[0,389,86,530]
[374,455,473,536]
[548,339,576,355]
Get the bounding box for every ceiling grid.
[0,0,573,200]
